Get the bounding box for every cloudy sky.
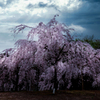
[0,0,100,52]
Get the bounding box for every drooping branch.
[10,24,33,34]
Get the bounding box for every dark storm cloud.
[61,1,100,26]
[58,0,100,40]
[68,12,100,25]
[75,3,100,26]
[84,0,100,3]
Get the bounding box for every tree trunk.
[81,68,84,90]
[36,67,39,91]
[15,66,20,91]
[53,66,58,94]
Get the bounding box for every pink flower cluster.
[0,14,100,91]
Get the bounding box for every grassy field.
[0,90,100,100]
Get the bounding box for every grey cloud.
[6,0,14,5]
[6,0,20,5]
[15,14,49,24]
[0,0,17,8]
[0,14,44,24]
[26,2,61,12]
[27,2,49,9]
[47,4,61,13]
[1,0,100,41]
[27,3,34,9]
[0,2,4,7]
[38,2,47,8]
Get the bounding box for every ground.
[0,90,100,100]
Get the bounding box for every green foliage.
[74,35,100,50]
